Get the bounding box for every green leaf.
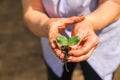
[56,36,68,46]
[68,36,80,46]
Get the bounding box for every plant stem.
[61,46,70,72]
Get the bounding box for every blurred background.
[0,0,47,80]
[0,0,120,80]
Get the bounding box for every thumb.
[65,15,85,27]
[69,15,85,23]
[58,15,85,30]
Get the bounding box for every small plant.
[56,36,80,72]
[56,36,80,46]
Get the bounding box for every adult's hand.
[67,17,99,62]
[47,16,85,58]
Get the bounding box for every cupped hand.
[47,16,85,59]
[67,18,99,62]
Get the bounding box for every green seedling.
[56,36,80,72]
[56,36,80,46]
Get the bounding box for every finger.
[69,35,99,57]
[48,29,61,49]
[69,15,85,23]
[49,35,56,49]
[54,48,65,60]
[69,29,88,51]
[58,16,85,30]
[54,48,62,57]
[67,47,95,62]
[64,16,85,27]
[70,30,86,49]
[59,53,65,60]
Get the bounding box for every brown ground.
[0,0,119,80]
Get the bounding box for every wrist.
[85,15,102,32]
[83,16,97,32]
[40,18,50,38]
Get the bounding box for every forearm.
[22,0,49,37]
[86,0,120,32]
[24,8,49,37]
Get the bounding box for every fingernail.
[68,56,73,60]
